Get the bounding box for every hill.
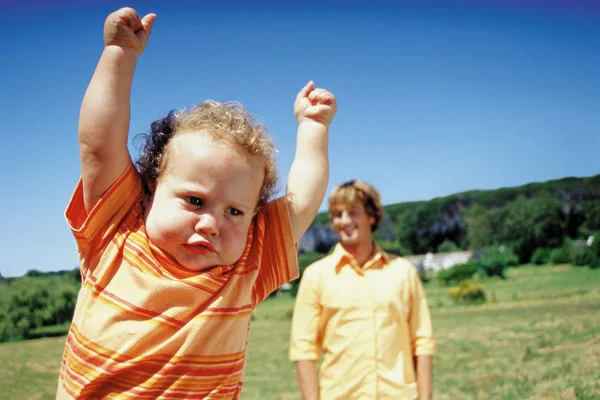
[304,173,600,262]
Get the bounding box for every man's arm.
[289,265,323,399]
[286,81,337,241]
[79,7,155,212]
[407,263,436,400]
[296,360,319,400]
[414,355,433,400]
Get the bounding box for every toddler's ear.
[142,193,154,210]
[142,181,156,209]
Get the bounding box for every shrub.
[573,247,596,267]
[437,240,460,253]
[377,240,411,256]
[549,246,573,265]
[418,267,431,284]
[27,323,71,340]
[449,280,486,303]
[1,279,79,342]
[476,246,518,278]
[588,233,600,269]
[70,268,82,282]
[505,252,520,267]
[0,318,20,343]
[437,262,478,286]
[531,248,551,265]
[24,269,44,278]
[6,283,54,337]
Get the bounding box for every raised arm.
[79,7,156,212]
[287,81,337,241]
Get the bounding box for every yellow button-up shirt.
[289,244,436,400]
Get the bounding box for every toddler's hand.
[294,81,337,126]
[104,7,156,57]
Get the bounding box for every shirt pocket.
[369,273,408,319]
[321,280,370,312]
[321,288,347,310]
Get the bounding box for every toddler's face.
[144,132,264,271]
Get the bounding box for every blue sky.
[1,1,598,277]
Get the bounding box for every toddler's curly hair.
[135,101,277,206]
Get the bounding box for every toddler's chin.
[180,259,215,271]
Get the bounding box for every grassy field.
[1,265,599,399]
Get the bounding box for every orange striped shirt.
[57,162,298,399]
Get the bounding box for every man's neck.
[342,240,375,267]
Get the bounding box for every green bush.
[549,246,573,265]
[418,267,431,284]
[71,268,83,282]
[0,317,21,342]
[24,269,45,278]
[1,278,79,342]
[437,240,460,253]
[449,280,486,303]
[588,233,600,269]
[6,284,54,337]
[573,247,596,267]
[437,262,478,285]
[377,239,411,256]
[476,246,518,278]
[505,252,520,267]
[531,248,551,265]
[27,323,71,340]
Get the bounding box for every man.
[289,180,436,400]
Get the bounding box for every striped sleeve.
[251,197,299,307]
[65,161,144,280]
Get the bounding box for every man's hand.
[294,81,337,127]
[104,7,156,57]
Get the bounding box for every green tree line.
[2,173,599,343]
[316,173,600,263]
[0,269,81,342]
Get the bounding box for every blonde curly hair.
[135,101,277,205]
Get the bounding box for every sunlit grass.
[1,265,598,399]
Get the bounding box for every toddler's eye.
[188,197,203,207]
[226,207,243,216]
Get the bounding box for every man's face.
[331,202,374,248]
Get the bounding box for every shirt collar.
[333,242,390,273]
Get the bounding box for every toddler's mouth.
[184,242,216,254]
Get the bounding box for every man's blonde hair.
[328,180,383,231]
[136,101,277,205]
